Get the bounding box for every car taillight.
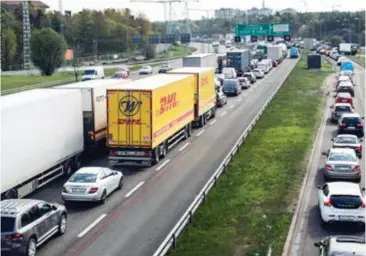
[89,187,99,193]
[62,186,67,193]
[332,109,336,114]
[324,198,332,206]
[110,150,117,156]
[361,200,366,208]
[353,165,360,172]
[355,146,361,151]
[326,165,333,171]
[340,123,346,127]
[357,123,364,127]
[5,233,23,240]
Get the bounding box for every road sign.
[235,23,290,37]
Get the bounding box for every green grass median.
[171,55,332,256]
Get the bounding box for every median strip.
[169,55,332,256]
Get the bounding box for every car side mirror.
[316,185,322,189]
[113,171,118,175]
[329,105,333,108]
[321,151,329,156]
[52,205,58,210]
[362,188,365,192]
[362,117,365,120]
[360,139,363,142]
[331,138,334,141]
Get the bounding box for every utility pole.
[59,0,65,40]
[22,1,32,75]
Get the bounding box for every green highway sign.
[235,23,290,36]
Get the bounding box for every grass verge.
[349,55,365,68]
[171,55,332,256]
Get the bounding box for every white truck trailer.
[267,45,283,62]
[1,89,84,199]
[339,43,352,55]
[183,53,217,68]
[54,79,132,146]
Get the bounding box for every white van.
[257,61,270,74]
[81,66,105,81]
[222,67,237,79]
[262,59,273,70]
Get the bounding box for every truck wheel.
[64,162,73,177]
[183,127,188,140]
[73,155,82,170]
[160,142,168,158]
[187,123,192,137]
[199,115,205,127]
[211,107,216,118]
[4,189,18,199]
[152,147,160,165]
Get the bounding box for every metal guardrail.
[1,78,75,95]
[152,56,301,256]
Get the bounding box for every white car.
[252,68,265,78]
[139,66,153,75]
[339,70,354,79]
[323,148,360,182]
[62,167,124,204]
[317,182,365,225]
[337,57,347,65]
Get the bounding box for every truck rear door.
[107,89,152,148]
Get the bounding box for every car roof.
[1,199,44,217]
[330,236,366,253]
[338,76,350,80]
[327,182,361,195]
[339,81,353,86]
[334,103,352,107]
[75,167,108,175]
[341,113,361,118]
[336,92,352,98]
[336,134,358,139]
[338,83,353,88]
[329,148,356,156]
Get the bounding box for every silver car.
[315,236,366,256]
[323,148,361,182]
[1,199,67,256]
[62,167,124,204]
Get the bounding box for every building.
[214,8,242,20]
[246,1,273,17]
[279,8,297,15]
[1,1,49,11]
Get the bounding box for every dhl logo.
[158,92,179,116]
[200,77,209,86]
[118,119,142,125]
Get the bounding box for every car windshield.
[330,195,362,209]
[69,173,97,183]
[243,73,251,77]
[112,73,124,78]
[83,70,95,75]
[223,81,237,87]
[335,136,357,144]
[253,69,261,72]
[1,217,15,232]
[142,66,150,69]
[335,106,351,112]
[329,153,356,161]
[343,117,361,124]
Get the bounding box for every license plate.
[72,188,85,193]
[348,127,356,130]
[338,215,354,221]
[337,166,349,170]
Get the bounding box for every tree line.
[1,5,153,71]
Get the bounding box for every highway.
[27,57,299,256]
[288,58,365,255]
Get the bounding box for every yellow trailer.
[167,67,216,127]
[107,74,195,166]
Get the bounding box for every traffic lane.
[67,59,298,256]
[31,59,293,256]
[299,66,365,255]
[127,58,183,80]
[31,64,263,256]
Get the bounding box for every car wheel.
[118,177,123,189]
[57,214,67,235]
[26,237,37,256]
[100,190,107,204]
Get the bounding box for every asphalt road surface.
[289,58,366,255]
[27,57,298,256]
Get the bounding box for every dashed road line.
[77,214,107,238]
[209,120,217,125]
[243,93,248,96]
[229,104,235,109]
[220,111,227,116]
[178,142,190,152]
[125,181,145,197]
[155,159,171,171]
[236,98,242,102]
[196,129,205,137]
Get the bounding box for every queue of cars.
[314,58,366,255]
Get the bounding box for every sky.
[43,0,365,21]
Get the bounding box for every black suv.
[337,84,355,97]
[338,113,365,137]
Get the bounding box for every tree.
[1,27,17,71]
[30,28,66,76]
[330,35,344,47]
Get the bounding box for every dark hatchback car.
[338,113,365,137]
[337,84,355,97]
[222,79,241,96]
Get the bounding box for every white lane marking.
[77,214,107,238]
[236,98,242,102]
[243,93,248,96]
[125,181,145,197]
[155,159,170,171]
[229,104,235,109]
[249,88,253,92]
[220,111,227,116]
[209,120,217,125]
[253,85,258,88]
[196,130,205,137]
[178,143,190,152]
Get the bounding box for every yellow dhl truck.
[167,67,216,127]
[107,74,195,166]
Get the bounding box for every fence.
[152,56,301,256]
